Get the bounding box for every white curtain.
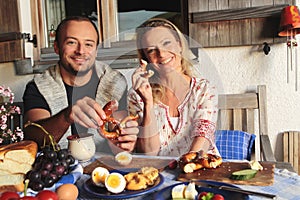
[45,0,66,47]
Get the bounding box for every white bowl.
[67,133,96,162]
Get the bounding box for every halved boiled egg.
[105,172,126,194]
[91,166,110,187]
[115,151,132,166]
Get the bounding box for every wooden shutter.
[0,0,24,62]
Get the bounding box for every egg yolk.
[93,171,107,184]
[117,155,128,161]
[106,174,122,188]
[91,167,110,186]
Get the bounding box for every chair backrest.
[283,131,300,174]
[217,85,276,161]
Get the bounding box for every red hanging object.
[278,5,300,36]
[278,5,300,91]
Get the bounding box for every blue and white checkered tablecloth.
[240,168,300,200]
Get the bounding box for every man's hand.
[67,96,109,129]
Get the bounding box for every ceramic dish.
[153,180,249,200]
[83,169,164,199]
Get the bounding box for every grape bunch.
[25,147,76,191]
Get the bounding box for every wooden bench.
[283,131,300,174]
[217,85,276,161]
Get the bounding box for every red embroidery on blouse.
[192,119,216,140]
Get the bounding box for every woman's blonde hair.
[136,18,194,102]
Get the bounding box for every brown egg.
[56,183,79,200]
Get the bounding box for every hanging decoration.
[278,5,300,91]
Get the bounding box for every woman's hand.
[111,119,139,152]
[132,60,154,104]
[107,111,139,152]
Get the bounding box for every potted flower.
[0,85,23,145]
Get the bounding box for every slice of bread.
[0,174,25,186]
[0,159,33,174]
[0,183,24,193]
[0,140,37,192]
[0,140,38,165]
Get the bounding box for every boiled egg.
[91,166,110,187]
[115,151,132,166]
[105,172,126,194]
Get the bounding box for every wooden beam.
[191,5,288,23]
[0,32,22,42]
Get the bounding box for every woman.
[128,18,219,157]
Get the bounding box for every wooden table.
[78,155,299,200]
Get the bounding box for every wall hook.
[263,42,271,55]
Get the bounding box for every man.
[23,16,138,153]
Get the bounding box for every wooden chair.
[217,85,276,161]
[283,131,300,174]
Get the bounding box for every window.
[31,0,184,69]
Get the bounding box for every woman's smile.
[160,56,173,65]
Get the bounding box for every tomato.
[198,192,216,200]
[35,190,58,200]
[212,194,225,200]
[0,191,20,200]
[198,192,208,200]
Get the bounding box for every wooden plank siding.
[188,0,293,47]
[0,0,24,63]
[283,131,300,174]
[0,40,23,63]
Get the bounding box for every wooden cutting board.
[83,155,175,174]
[177,162,274,186]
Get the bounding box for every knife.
[195,182,277,199]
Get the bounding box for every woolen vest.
[34,60,127,151]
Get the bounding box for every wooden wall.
[188,0,294,47]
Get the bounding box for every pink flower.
[1,115,7,122]
[1,124,7,130]
[0,85,23,144]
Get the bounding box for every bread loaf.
[0,174,25,185]
[0,140,38,192]
[0,183,24,193]
[0,140,37,164]
[0,160,33,174]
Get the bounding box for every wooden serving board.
[177,162,275,186]
[83,155,175,174]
